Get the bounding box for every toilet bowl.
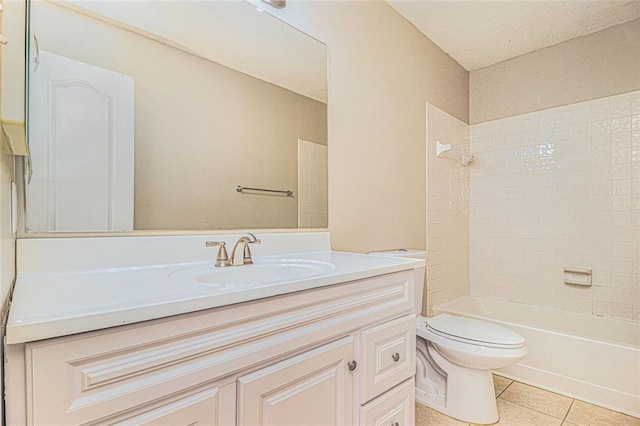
[368,250,527,424]
[415,313,528,424]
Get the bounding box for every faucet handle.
[205,241,232,267]
[241,235,261,265]
[242,243,255,265]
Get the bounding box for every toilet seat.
[415,313,527,424]
[419,314,526,349]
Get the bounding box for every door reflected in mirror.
[26,0,327,232]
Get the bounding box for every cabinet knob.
[390,422,399,426]
[392,352,400,362]
[348,360,357,371]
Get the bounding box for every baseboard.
[497,363,640,418]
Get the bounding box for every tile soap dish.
[563,267,592,286]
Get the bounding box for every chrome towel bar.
[236,185,294,197]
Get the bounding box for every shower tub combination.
[434,296,640,418]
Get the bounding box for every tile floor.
[415,375,640,426]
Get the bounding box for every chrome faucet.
[231,233,262,265]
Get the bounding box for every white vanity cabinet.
[5,269,420,425]
[360,379,415,426]
[115,384,236,426]
[359,315,416,404]
[237,337,356,425]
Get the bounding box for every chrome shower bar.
[236,185,294,197]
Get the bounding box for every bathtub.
[434,296,640,418]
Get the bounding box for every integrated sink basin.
[170,258,336,290]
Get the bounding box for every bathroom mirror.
[25,0,327,232]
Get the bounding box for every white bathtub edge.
[496,364,640,418]
[434,296,640,419]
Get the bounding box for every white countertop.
[7,250,424,344]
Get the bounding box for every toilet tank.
[369,249,427,315]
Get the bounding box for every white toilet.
[370,250,527,425]
[415,313,527,424]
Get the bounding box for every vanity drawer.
[360,378,414,426]
[360,314,415,404]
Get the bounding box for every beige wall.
[425,105,470,315]
[32,2,327,231]
[0,0,25,125]
[261,1,469,253]
[470,18,640,124]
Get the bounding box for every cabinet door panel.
[237,337,355,426]
[360,379,414,426]
[116,387,220,426]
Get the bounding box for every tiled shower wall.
[426,105,470,315]
[469,91,640,322]
[298,140,328,228]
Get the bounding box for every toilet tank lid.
[368,249,427,260]
[426,314,525,347]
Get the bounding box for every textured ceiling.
[61,0,327,103]
[387,1,640,71]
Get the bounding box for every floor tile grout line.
[495,378,570,421]
[499,394,573,421]
[497,379,579,421]
[494,379,513,398]
[562,399,575,424]
[505,378,569,398]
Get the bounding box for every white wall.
[469,91,640,322]
[0,1,18,422]
[0,0,15,304]
[425,105,470,314]
[0,148,12,425]
[470,19,640,124]
[0,151,13,306]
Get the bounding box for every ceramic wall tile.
[427,105,470,314]
[469,91,640,322]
